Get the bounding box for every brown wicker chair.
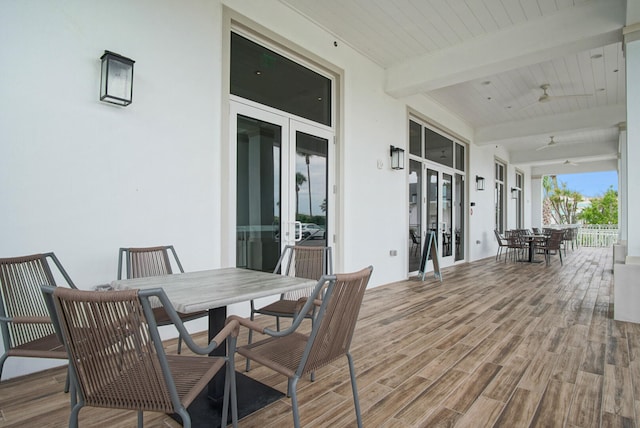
[539,230,565,266]
[246,245,332,371]
[493,229,509,261]
[41,285,239,428]
[0,252,76,384]
[232,265,373,428]
[117,245,207,354]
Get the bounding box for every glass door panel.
[426,169,438,259]
[442,173,452,257]
[236,114,283,272]
[455,174,465,261]
[295,130,328,247]
[408,159,422,272]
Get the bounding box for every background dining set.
[494,227,578,266]
[0,245,372,428]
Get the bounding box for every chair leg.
[177,334,183,354]
[137,410,144,428]
[223,339,238,428]
[0,353,7,381]
[246,312,255,372]
[347,352,363,428]
[289,376,301,428]
[69,401,83,428]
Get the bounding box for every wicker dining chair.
[117,245,207,354]
[246,245,332,371]
[0,253,76,385]
[232,265,373,428]
[539,230,565,266]
[493,229,509,261]
[41,285,239,428]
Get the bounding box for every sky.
[555,171,618,198]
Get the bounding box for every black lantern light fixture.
[390,145,405,170]
[100,51,135,106]
[511,187,519,199]
[475,175,485,191]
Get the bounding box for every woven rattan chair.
[41,285,239,428]
[539,229,565,266]
[0,252,76,384]
[232,265,373,428]
[493,229,509,261]
[246,245,332,371]
[117,245,207,354]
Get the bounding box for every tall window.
[514,171,524,229]
[495,161,505,233]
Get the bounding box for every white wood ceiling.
[279,0,628,175]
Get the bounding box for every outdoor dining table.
[111,267,317,426]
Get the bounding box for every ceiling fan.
[563,159,578,166]
[536,136,559,151]
[519,84,592,110]
[537,83,592,103]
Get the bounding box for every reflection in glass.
[409,120,422,157]
[408,160,422,272]
[424,128,453,168]
[426,169,438,260]
[231,32,331,126]
[442,174,452,257]
[455,174,465,261]
[295,131,328,247]
[236,115,281,272]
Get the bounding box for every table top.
[111,267,317,313]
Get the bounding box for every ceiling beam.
[474,104,625,145]
[385,0,625,98]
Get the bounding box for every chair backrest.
[0,253,74,349]
[298,266,373,377]
[547,230,564,250]
[274,245,333,300]
[43,286,179,413]
[118,245,184,280]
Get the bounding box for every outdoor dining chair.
[117,245,207,354]
[231,265,373,428]
[493,229,509,261]
[539,229,565,266]
[246,245,332,371]
[41,285,239,428]
[0,252,76,387]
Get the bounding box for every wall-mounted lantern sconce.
[511,188,519,199]
[390,145,405,170]
[100,50,135,106]
[475,175,485,191]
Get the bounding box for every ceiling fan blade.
[550,94,593,100]
[536,144,551,151]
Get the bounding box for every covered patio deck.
[1,246,636,427]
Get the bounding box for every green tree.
[579,187,618,224]
[546,180,582,224]
[295,172,307,218]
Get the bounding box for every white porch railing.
[577,225,619,247]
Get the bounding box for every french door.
[232,100,332,273]
[409,163,464,273]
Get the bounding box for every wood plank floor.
[2,246,638,427]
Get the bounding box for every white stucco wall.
[1,0,522,379]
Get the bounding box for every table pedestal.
[170,307,284,427]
